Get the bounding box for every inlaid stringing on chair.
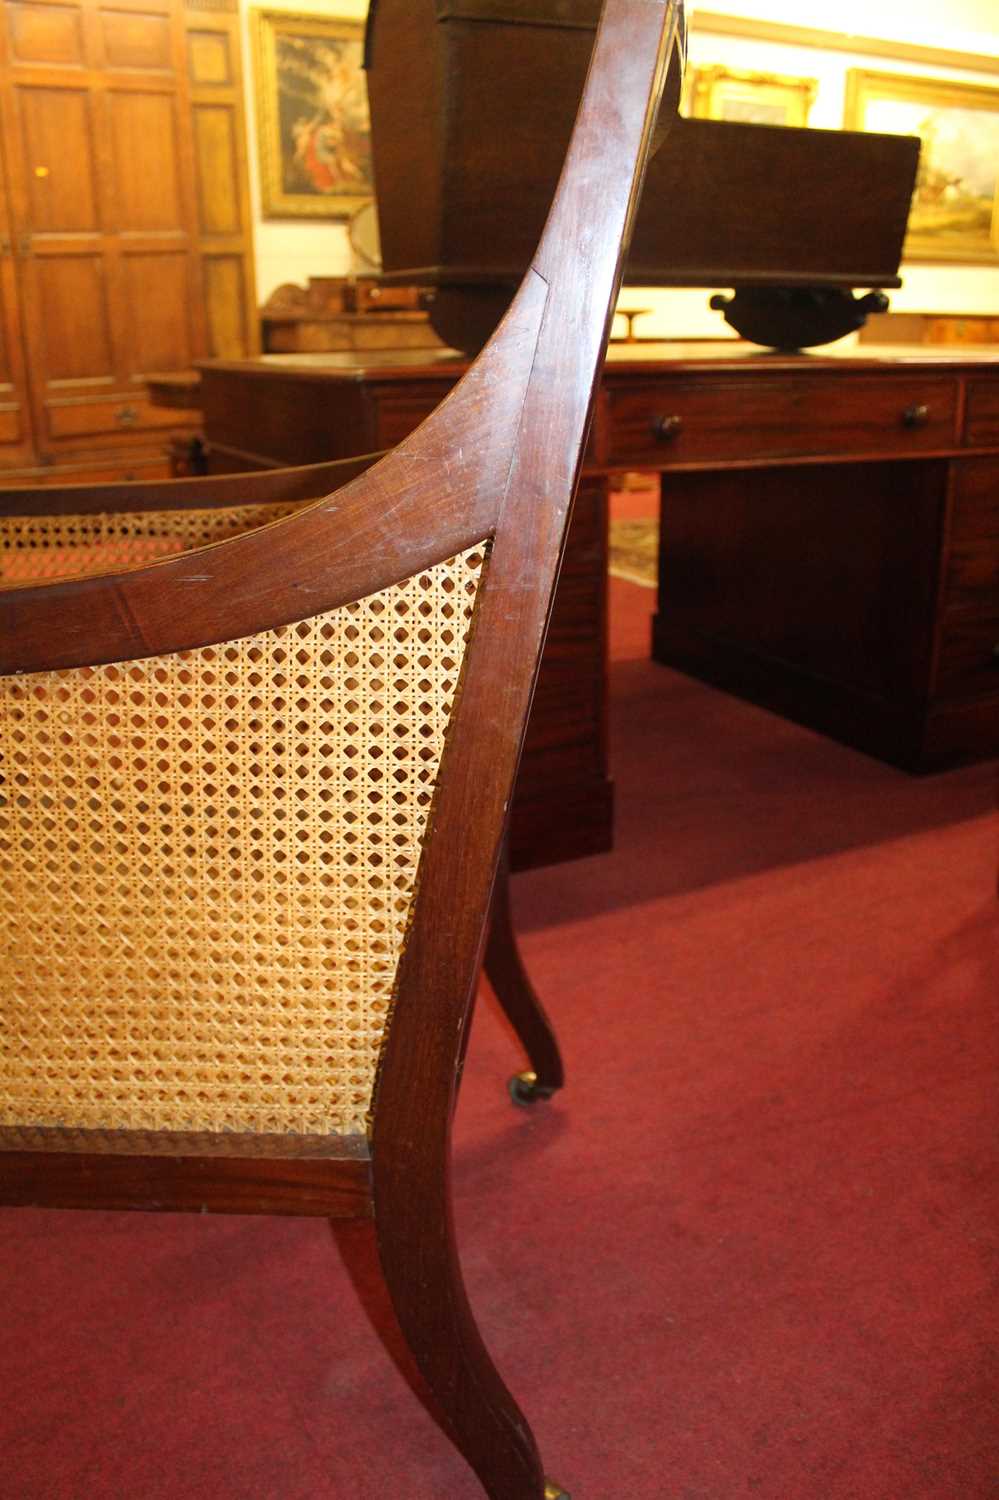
[0,2,685,1495]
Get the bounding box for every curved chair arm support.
[370,4,685,1497]
[0,453,386,517]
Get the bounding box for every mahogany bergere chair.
[0,456,564,1106]
[0,2,684,1496]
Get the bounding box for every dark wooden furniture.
[0,4,684,1498]
[640,346,999,772]
[183,348,615,868]
[0,0,256,482]
[0,453,565,1103]
[184,342,999,785]
[260,277,443,354]
[364,0,918,352]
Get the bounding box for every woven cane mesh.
[0,504,303,584]
[0,544,487,1137]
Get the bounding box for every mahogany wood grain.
[944,544,999,610]
[934,611,999,699]
[951,458,999,541]
[189,345,999,774]
[0,1135,372,1217]
[604,372,960,467]
[965,380,999,447]
[0,452,383,516]
[652,457,963,770]
[1,2,684,1494]
[370,10,682,1491]
[365,0,914,330]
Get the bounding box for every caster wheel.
[508,1069,558,1106]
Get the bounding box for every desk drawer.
[604,374,959,466]
[46,396,190,442]
[935,610,999,699]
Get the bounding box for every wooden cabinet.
[637,354,999,774]
[176,344,999,863]
[0,0,255,480]
[0,119,32,465]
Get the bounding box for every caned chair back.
[0,455,379,584]
[2,0,684,1176]
[1,542,484,1138]
[1,3,685,1492]
[1,0,684,1184]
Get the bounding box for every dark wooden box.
[365,0,918,295]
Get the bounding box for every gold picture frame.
[844,69,999,264]
[252,9,372,220]
[684,65,817,127]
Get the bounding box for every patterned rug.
[608,517,658,588]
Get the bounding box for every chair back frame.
[1,0,683,1192]
[1,4,684,1494]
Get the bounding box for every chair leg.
[372,1160,569,1500]
[485,840,565,1106]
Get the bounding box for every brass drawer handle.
[651,413,683,442]
[115,404,140,427]
[901,403,930,429]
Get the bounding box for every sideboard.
[173,342,999,867]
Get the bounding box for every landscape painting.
[845,70,999,263]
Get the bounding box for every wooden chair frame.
[0,456,565,1104]
[0,2,684,1494]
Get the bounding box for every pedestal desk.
[183,341,999,868]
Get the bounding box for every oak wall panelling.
[183,0,257,361]
[0,0,256,481]
[0,119,33,464]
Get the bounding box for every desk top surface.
[195,340,999,386]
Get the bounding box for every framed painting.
[252,9,373,220]
[844,70,999,264]
[684,65,817,127]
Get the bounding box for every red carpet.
[3,577,997,1499]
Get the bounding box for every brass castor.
[545,1485,571,1500]
[508,1069,558,1106]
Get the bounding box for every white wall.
[240,0,999,336]
[685,0,997,55]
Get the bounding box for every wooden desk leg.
[484,841,565,1105]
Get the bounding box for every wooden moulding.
[0,1129,372,1217]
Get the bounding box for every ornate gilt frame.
[844,68,999,265]
[251,8,372,220]
[685,64,817,126]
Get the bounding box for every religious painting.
[684,65,817,127]
[845,70,999,264]
[252,9,372,220]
